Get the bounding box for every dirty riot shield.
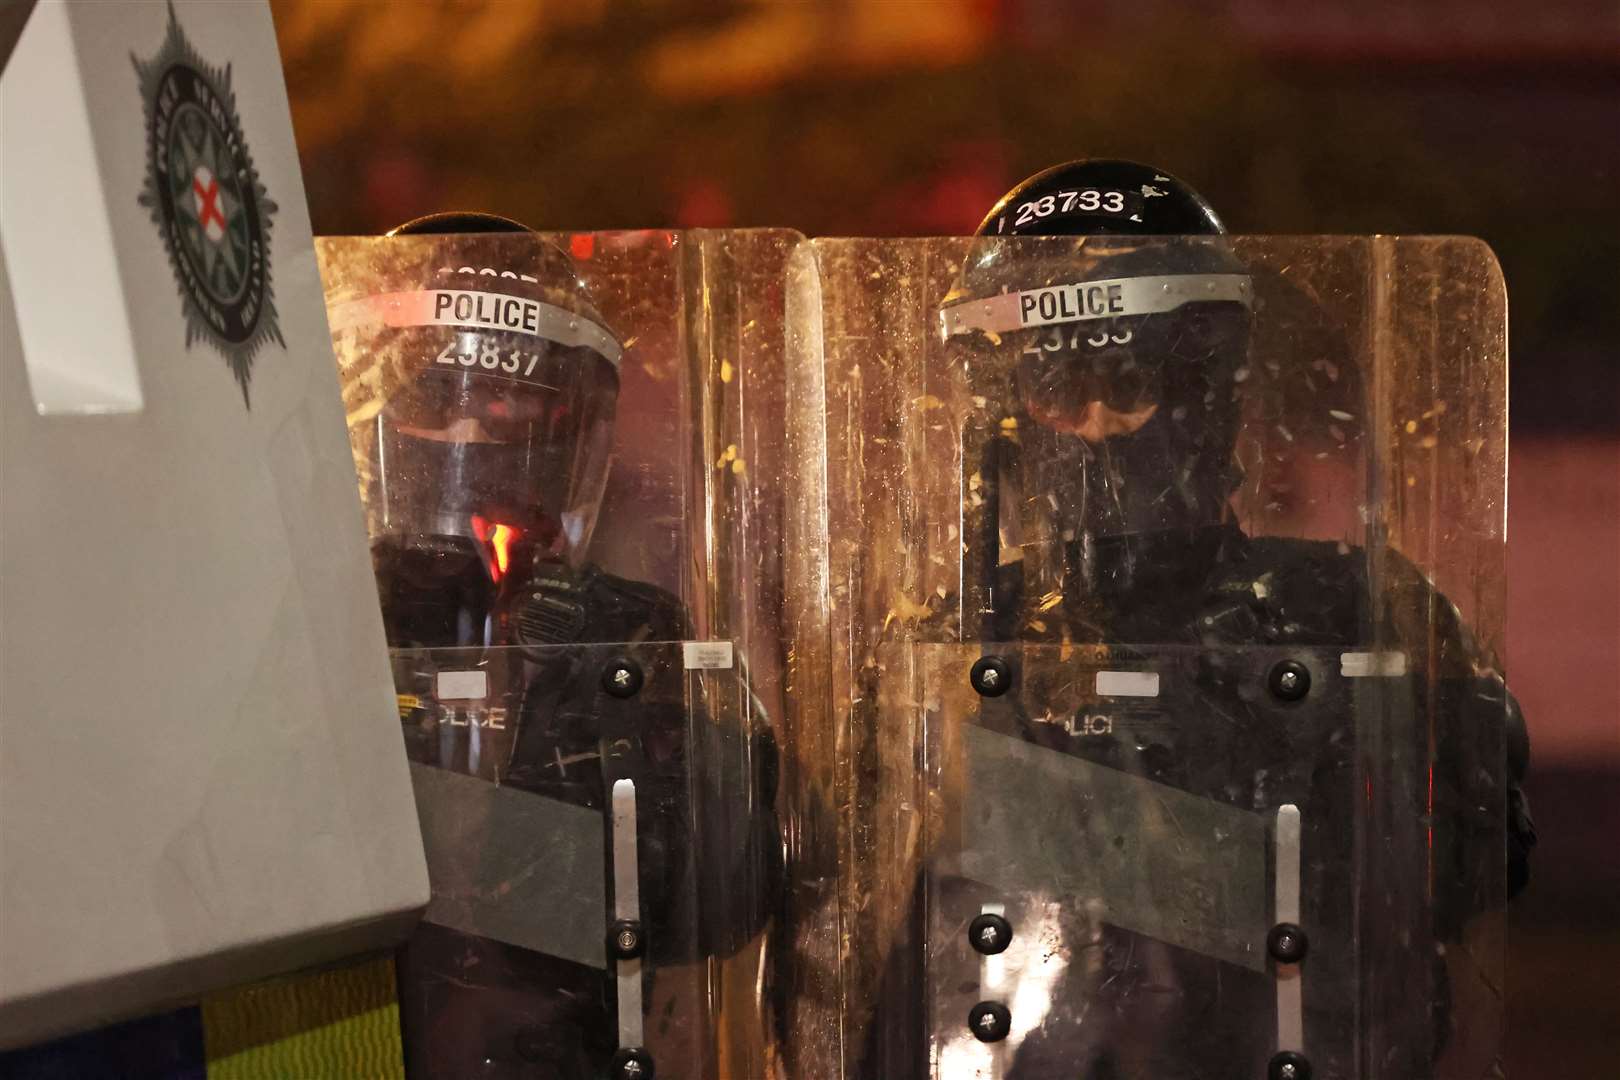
[317,230,817,1080]
[386,642,768,1078]
[791,235,1509,1079]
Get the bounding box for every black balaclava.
[941,160,1252,620]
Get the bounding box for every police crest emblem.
[134,3,283,406]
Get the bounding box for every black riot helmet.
[941,160,1253,608]
[325,212,621,647]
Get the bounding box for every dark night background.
[271,1,1617,1074]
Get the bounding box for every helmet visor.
[1011,302,1251,439]
[323,234,620,570]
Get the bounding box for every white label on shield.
[1096,670,1160,698]
[436,670,488,700]
[1340,651,1408,677]
[683,641,734,670]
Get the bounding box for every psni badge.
[134,3,283,407]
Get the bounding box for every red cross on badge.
[192,165,226,242]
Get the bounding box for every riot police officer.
[862,160,1531,1079]
[327,213,781,1079]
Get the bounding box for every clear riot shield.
[389,642,764,1076]
[793,235,1509,1079]
[316,229,825,1080]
